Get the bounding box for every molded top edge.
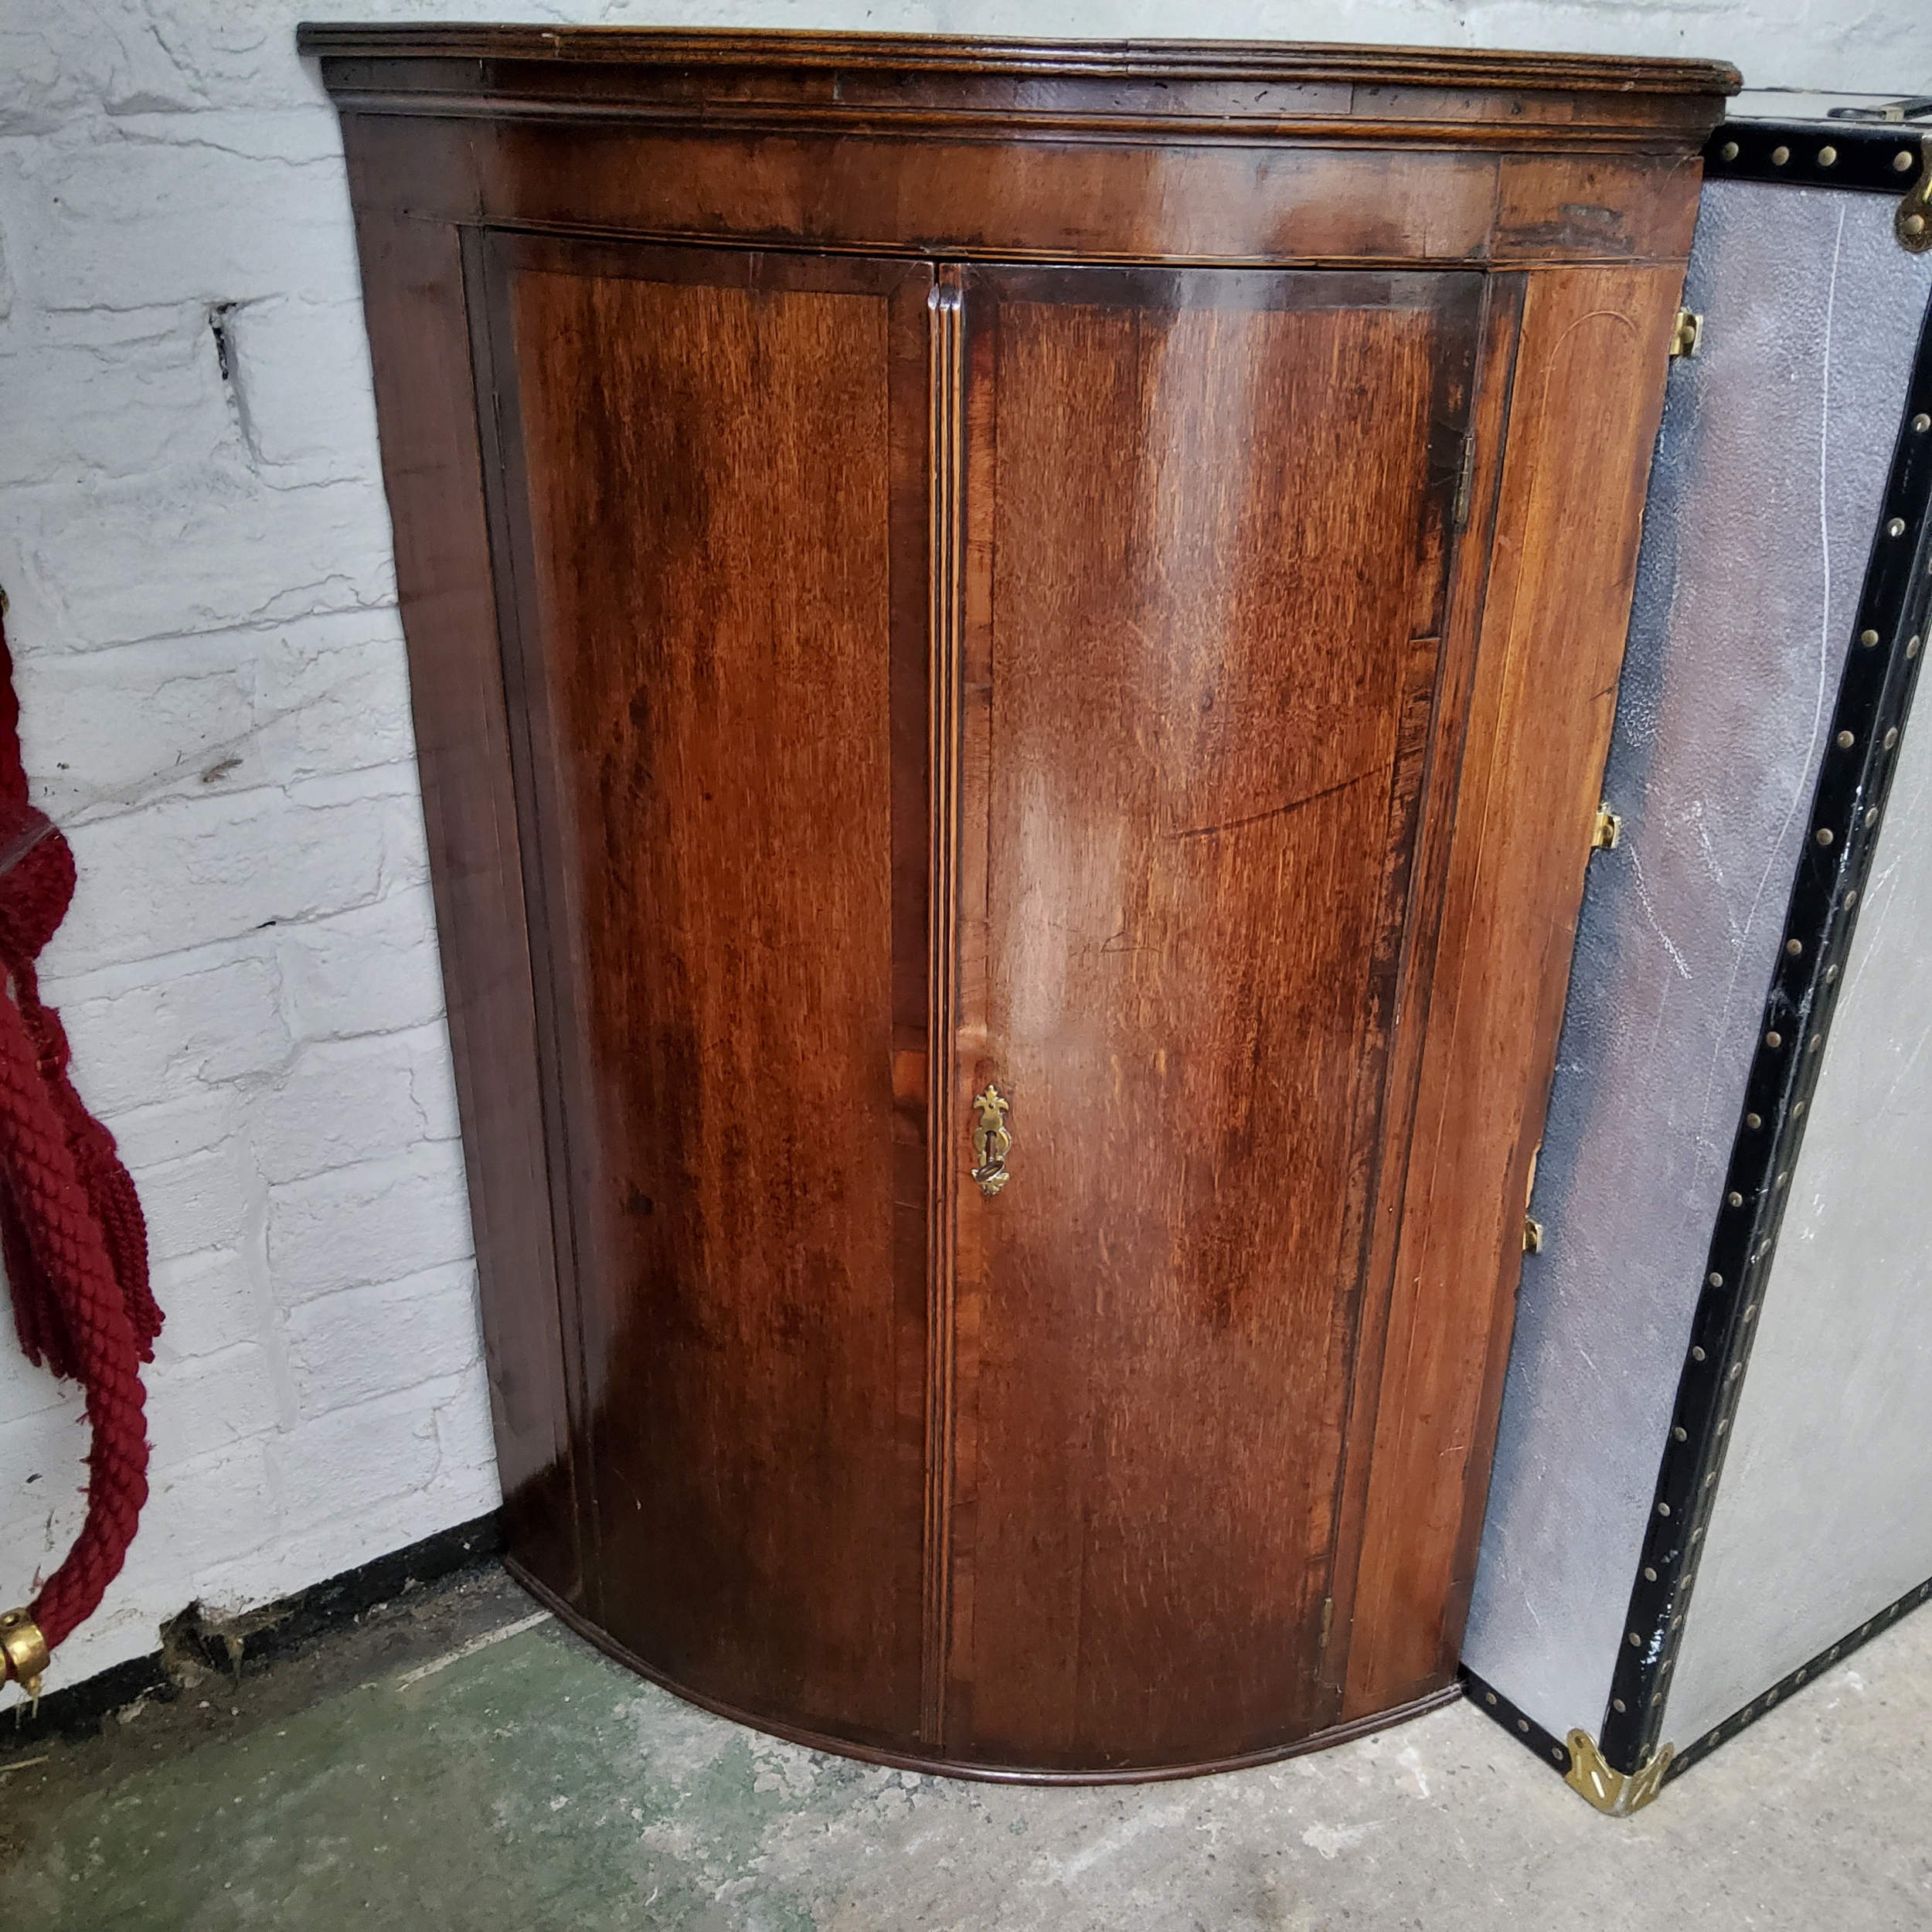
[295,24,1740,99]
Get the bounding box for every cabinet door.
[943,264,1484,1769]
[479,238,934,1747]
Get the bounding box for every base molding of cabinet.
[505,1556,1462,1785]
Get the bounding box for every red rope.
[0,613,158,1659]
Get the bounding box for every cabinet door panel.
[948,267,1482,1768]
[485,238,933,1745]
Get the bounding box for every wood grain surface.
[944,267,1480,1769]
[332,106,1705,274]
[340,192,584,1603]
[485,240,934,1746]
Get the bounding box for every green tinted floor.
[2,1566,1929,1930]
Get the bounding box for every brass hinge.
[1668,310,1702,359]
[1522,1216,1544,1254]
[1564,1730,1675,1815]
[1591,804,1623,852]
[1451,431,1477,529]
[1318,1596,1335,1651]
[1898,135,1932,253]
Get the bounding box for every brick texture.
[0,1,505,1698]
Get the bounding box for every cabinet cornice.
[300,25,1735,152]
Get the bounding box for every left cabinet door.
[474,236,937,1749]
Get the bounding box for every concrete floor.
[2,1566,1928,1930]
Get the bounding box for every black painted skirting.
[0,1511,502,1753]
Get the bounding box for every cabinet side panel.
[339,161,580,1594]
[500,250,927,1743]
[1345,264,1686,1717]
[1321,272,1524,1709]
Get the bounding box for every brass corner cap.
[1565,1729,1674,1815]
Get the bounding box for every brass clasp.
[970,1085,1012,1198]
[1899,135,1932,253]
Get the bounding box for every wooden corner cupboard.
[304,26,1735,1781]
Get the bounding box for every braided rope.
[0,990,151,1648]
[0,614,158,1673]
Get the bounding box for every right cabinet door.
[943,264,1487,1770]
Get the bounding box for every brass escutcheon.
[970,1085,1012,1197]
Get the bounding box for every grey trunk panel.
[1666,647,1932,1743]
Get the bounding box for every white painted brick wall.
[0,0,1917,1702]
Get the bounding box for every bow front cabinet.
[306,26,1733,1779]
